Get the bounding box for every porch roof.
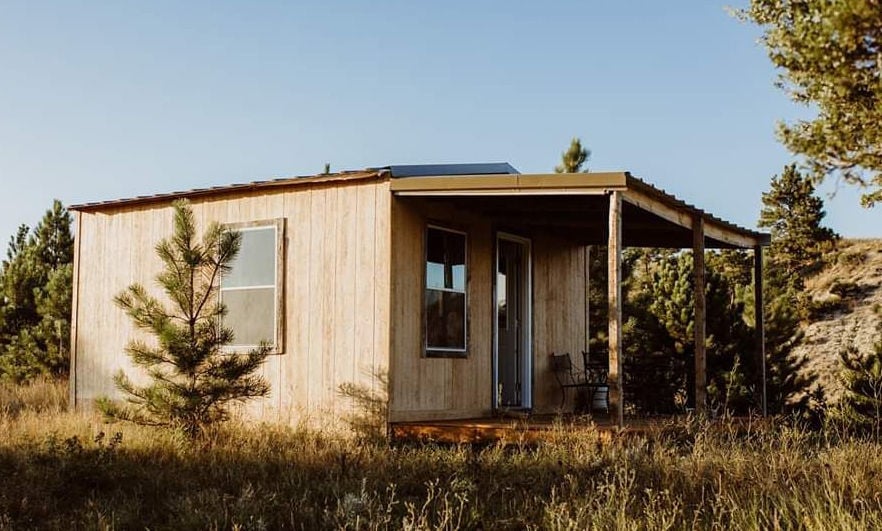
[391,171,769,249]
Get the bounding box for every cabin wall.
[72,178,391,429]
[389,197,588,421]
[532,236,589,414]
[389,198,493,421]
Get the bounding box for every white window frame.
[220,218,285,354]
[424,224,468,358]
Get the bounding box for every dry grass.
[0,377,68,418]
[2,379,882,529]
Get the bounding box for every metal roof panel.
[381,162,520,177]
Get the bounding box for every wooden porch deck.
[390,414,677,444]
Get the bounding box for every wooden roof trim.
[622,188,693,231]
[389,172,628,194]
[623,176,769,248]
[70,170,387,212]
[704,222,763,249]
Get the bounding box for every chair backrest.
[581,351,609,384]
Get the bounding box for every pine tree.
[625,250,756,413]
[0,225,35,346]
[622,249,685,413]
[745,165,834,416]
[759,164,837,289]
[0,201,74,381]
[762,277,817,415]
[742,1,882,206]
[709,249,817,415]
[587,245,608,351]
[554,137,590,173]
[98,200,273,438]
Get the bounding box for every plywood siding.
[72,179,391,429]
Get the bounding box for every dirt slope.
[793,239,882,402]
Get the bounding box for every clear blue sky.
[1,1,879,246]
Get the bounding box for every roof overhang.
[391,171,769,249]
[391,172,627,196]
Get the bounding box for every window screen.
[221,224,280,349]
[425,226,467,356]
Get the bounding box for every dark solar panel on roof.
[380,163,520,177]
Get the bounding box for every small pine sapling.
[99,200,273,438]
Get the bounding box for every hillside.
[793,239,882,403]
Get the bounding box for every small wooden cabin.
[69,164,769,429]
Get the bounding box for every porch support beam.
[608,191,624,427]
[754,245,767,416]
[693,216,707,415]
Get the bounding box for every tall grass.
[0,377,67,418]
[2,380,882,529]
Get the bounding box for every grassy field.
[2,380,882,529]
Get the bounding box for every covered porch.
[388,171,769,428]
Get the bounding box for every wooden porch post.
[693,216,707,415]
[608,192,624,427]
[754,245,767,416]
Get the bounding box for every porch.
[391,415,652,444]
[388,170,769,428]
[390,414,761,445]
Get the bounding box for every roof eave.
[70,170,388,212]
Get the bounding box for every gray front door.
[495,234,531,408]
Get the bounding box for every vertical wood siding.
[389,197,492,421]
[388,197,588,421]
[72,179,391,429]
[74,183,587,425]
[532,233,590,413]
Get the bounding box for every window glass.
[425,230,465,291]
[425,226,467,354]
[222,288,275,346]
[223,228,276,288]
[426,291,466,350]
[221,225,279,349]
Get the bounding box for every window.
[425,226,467,357]
[221,220,284,352]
